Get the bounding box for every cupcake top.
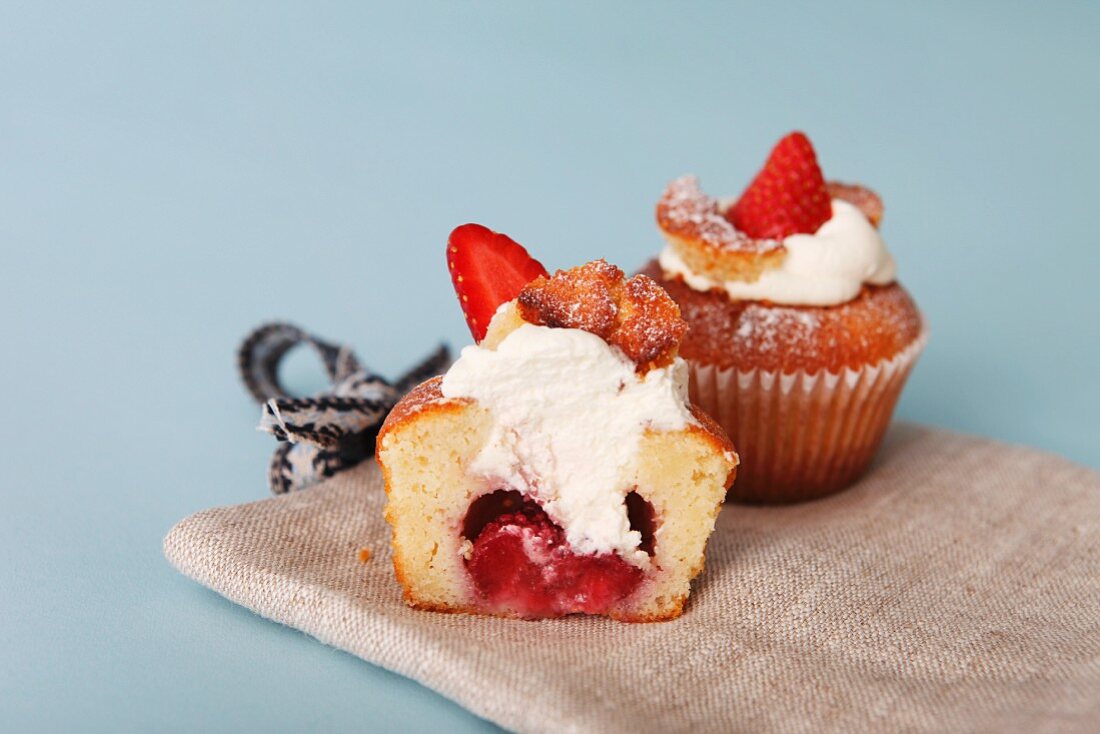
[638,260,923,373]
[430,226,729,564]
[490,259,687,373]
[656,132,897,307]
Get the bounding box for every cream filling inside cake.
[440,322,697,565]
[659,198,896,306]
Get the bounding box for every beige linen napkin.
[164,424,1100,733]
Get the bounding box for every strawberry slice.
[447,223,548,342]
[727,131,832,240]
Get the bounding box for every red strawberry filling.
[462,490,655,617]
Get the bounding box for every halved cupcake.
[376,227,737,621]
[641,132,926,503]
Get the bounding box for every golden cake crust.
[640,260,923,373]
[376,376,464,617]
[517,259,687,372]
[378,375,466,438]
[687,404,738,490]
[827,181,883,226]
[657,175,786,283]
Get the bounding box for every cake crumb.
[357,547,372,563]
[459,538,474,561]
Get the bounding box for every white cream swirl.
[440,321,696,565]
[659,199,896,306]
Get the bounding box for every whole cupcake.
[639,131,926,503]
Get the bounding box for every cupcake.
[377,225,737,621]
[640,132,926,503]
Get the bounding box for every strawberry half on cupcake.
[640,132,926,503]
[376,226,737,621]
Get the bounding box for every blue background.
[3,2,1098,732]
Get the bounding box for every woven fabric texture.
[164,424,1100,733]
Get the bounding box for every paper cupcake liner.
[689,329,929,503]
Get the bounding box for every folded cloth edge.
[163,422,1100,734]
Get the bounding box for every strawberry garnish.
[727,131,832,240]
[447,223,548,342]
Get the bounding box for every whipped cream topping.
[440,321,697,565]
[660,199,896,306]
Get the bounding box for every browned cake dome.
[639,261,922,374]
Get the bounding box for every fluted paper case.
[689,329,929,503]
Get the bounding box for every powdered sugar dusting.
[518,260,685,371]
[657,175,783,255]
[640,260,923,374]
[731,305,824,361]
[710,290,919,372]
